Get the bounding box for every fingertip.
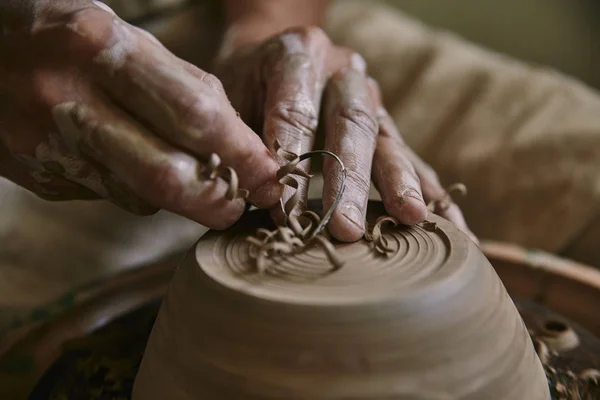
[228,136,283,208]
[198,198,246,230]
[176,178,246,230]
[328,203,365,242]
[385,195,428,226]
[248,179,284,209]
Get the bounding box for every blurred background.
[105,0,599,89]
[385,0,598,89]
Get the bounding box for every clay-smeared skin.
[214,25,476,242]
[133,204,549,399]
[0,1,282,229]
[0,0,473,240]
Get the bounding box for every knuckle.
[292,26,328,45]
[132,25,163,47]
[142,162,183,205]
[278,26,329,53]
[338,103,378,138]
[178,91,220,131]
[67,7,104,26]
[200,72,225,93]
[349,51,367,72]
[268,100,319,137]
[345,169,371,197]
[297,26,329,47]
[66,7,117,50]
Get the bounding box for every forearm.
[222,0,329,51]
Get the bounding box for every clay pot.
[133,202,549,399]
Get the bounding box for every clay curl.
[206,141,470,273]
[427,182,467,214]
[245,141,347,275]
[198,153,249,201]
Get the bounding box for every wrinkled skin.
[215,27,476,242]
[0,2,282,229]
[0,1,475,242]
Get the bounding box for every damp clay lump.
[133,201,550,399]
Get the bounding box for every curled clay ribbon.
[241,140,471,273]
[365,182,469,255]
[245,141,346,275]
[365,216,399,255]
[274,141,312,218]
[246,220,344,274]
[199,153,249,201]
[427,183,467,214]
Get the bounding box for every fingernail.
[341,203,364,230]
[401,188,425,204]
[393,188,427,225]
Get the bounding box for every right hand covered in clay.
[0,0,283,229]
[214,23,478,243]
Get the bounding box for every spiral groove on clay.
[205,142,468,274]
[245,141,347,275]
[132,207,549,400]
[216,211,453,291]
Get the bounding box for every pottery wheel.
[133,202,549,400]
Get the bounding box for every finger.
[65,8,282,208]
[261,27,332,223]
[370,79,428,226]
[404,147,479,244]
[323,65,379,242]
[50,99,246,230]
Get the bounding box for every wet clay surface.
[132,203,548,399]
[25,298,600,399]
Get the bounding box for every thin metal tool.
[278,150,347,239]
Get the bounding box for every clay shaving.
[199,153,249,201]
[365,183,469,256]
[364,216,399,255]
[203,144,469,274]
[427,183,467,214]
[245,141,347,275]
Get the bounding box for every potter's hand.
[215,26,476,242]
[0,1,282,229]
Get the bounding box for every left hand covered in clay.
[215,26,477,243]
